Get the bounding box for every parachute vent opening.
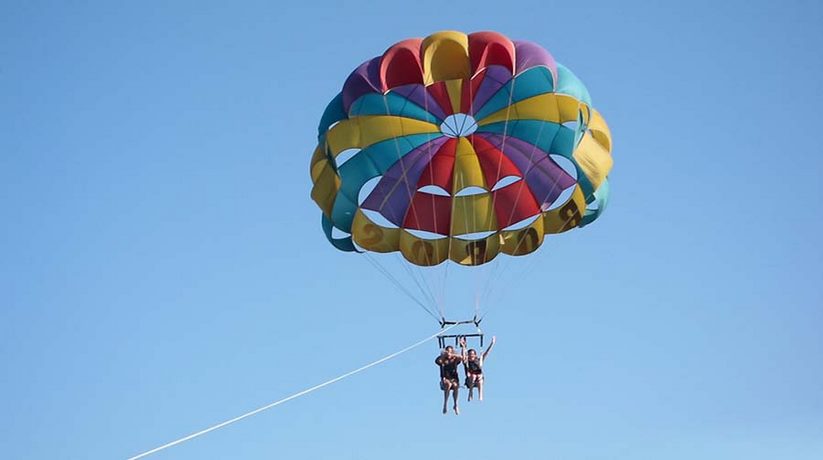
[405,228,447,240]
[358,176,383,205]
[550,154,578,180]
[360,209,400,228]
[577,108,588,132]
[331,227,351,240]
[454,230,496,241]
[417,185,450,196]
[544,187,577,211]
[501,214,540,231]
[335,148,361,168]
[490,175,522,191]
[454,186,488,197]
[440,113,478,138]
[562,120,579,132]
[541,154,579,211]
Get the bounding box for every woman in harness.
[459,336,496,402]
[435,345,463,415]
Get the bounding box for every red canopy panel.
[416,137,456,193]
[379,38,424,90]
[402,192,452,235]
[426,81,455,117]
[491,179,540,229]
[470,135,522,189]
[460,69,487,114]
[468,31,516,75]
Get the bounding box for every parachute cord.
[363,253,441,322]
[375,93,441,312]
[126,324,458,460]
[476,257,499,317]
[477,251,540,323]
[417,266,441,315]
[481,257,502,302]
[484,113,549,307]
[476,117,550,316]
[477,186,591,323]
[481,68,518,263]
[396,253,438,312]
[470,73,518,311]
[438,261,450,320]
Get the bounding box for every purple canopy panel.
[513,40,558,82]
[361,136,449,225]
[479,133,575,207]
[470,65,513,116]
[342,57,383,112]
[392,83,448,121]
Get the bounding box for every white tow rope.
[127,324,456,459]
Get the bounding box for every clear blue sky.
[2,1,822,459]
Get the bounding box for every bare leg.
[452,384,460,415]
[442,380,450,414]
[478,377,484,401]
[467,375,475,401]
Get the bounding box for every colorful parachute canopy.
[310,31,612,267]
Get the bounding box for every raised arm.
[482,336,496,360]
[459,337,467,362]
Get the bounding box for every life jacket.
[439,356,460,379]
[466,358,482,374]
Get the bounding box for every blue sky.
[2,1,822,459]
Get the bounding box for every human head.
[443,345,454,356]
[468,349,477,359]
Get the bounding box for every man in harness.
[460,335,496,402]
[435,345,463,415]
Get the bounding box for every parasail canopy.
[310,30,613,267]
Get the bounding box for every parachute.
[126,32,617,458]
[309,30,613,329]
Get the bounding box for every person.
[459,336,495,402]
[435,345,463,415]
